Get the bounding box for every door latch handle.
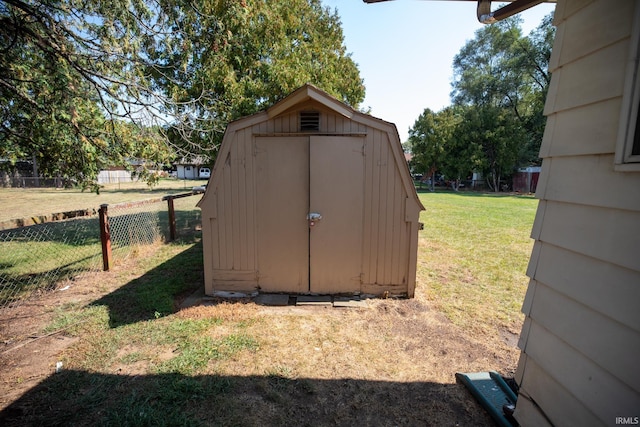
[307,212,322,221]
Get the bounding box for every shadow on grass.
[0,370,494,426]
[90,240,204,328]
[0,253,101,307]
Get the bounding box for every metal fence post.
[167,196,176,242]
[99,204,112,271]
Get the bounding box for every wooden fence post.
[99,204,112,271]
[167,196,176,242]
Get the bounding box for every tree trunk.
[32,154,39,187]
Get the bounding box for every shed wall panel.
[362,129,411,287]
[225,151,235,268]
[236,131,247,269]
[386,134,401,285]
[210,217,219,270]
[362,131,375,286]
[219,165,230,269]
[243,128,256,271]
[327,112,336,132]
[202,130,259,289]
[365,130,383,285]
[378,134,391,284]
[231,137,242,267]
[352,126,414,289]
[390,178,403,284]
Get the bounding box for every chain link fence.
[0,214,102,307]
[108,199,165,256]
[0,192,202,309]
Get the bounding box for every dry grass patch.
[178,301,260,322]
[0,192,537,425]
[0,179,207,222]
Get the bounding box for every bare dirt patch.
[0,258,149,409]
[0,259,521,426]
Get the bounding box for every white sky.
[320,0,557,142]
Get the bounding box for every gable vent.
[300,111,320,131]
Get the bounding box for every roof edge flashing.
[477,0,547,24]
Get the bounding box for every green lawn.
[0,190,538,425]
[0,189,203,306]
[415,191,538,334]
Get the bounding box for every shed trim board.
[198,84,424,297]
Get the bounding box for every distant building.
[175,156,210,180]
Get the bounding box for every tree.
[0,0,364,189]
[452,105,524,192]
[407,107,458,191]
[154,0,365,157]
[0,0,174,189]
[450,13,555,174]
[516,13,555,166]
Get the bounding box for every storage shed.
[197,84,424,297]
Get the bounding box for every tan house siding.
[515,0,640,424]
[198,85,423,296]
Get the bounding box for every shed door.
[255,137,309,293]
[255,136,364,294]
[309,136,364,293]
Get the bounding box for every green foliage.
[451,105,525,191]
[156,0,364,156]
[0,0,364,189]
[451,14,554,170]
[0,0,173,190]
[408,13,554,191]
[407,107,459,190]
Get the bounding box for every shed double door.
[256,136,364,293]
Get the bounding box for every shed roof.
[175,155,210,165]
[266,84,355,119]
[201,84,424,211]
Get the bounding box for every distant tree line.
[408,13,554,192]
[0,0,364,190]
